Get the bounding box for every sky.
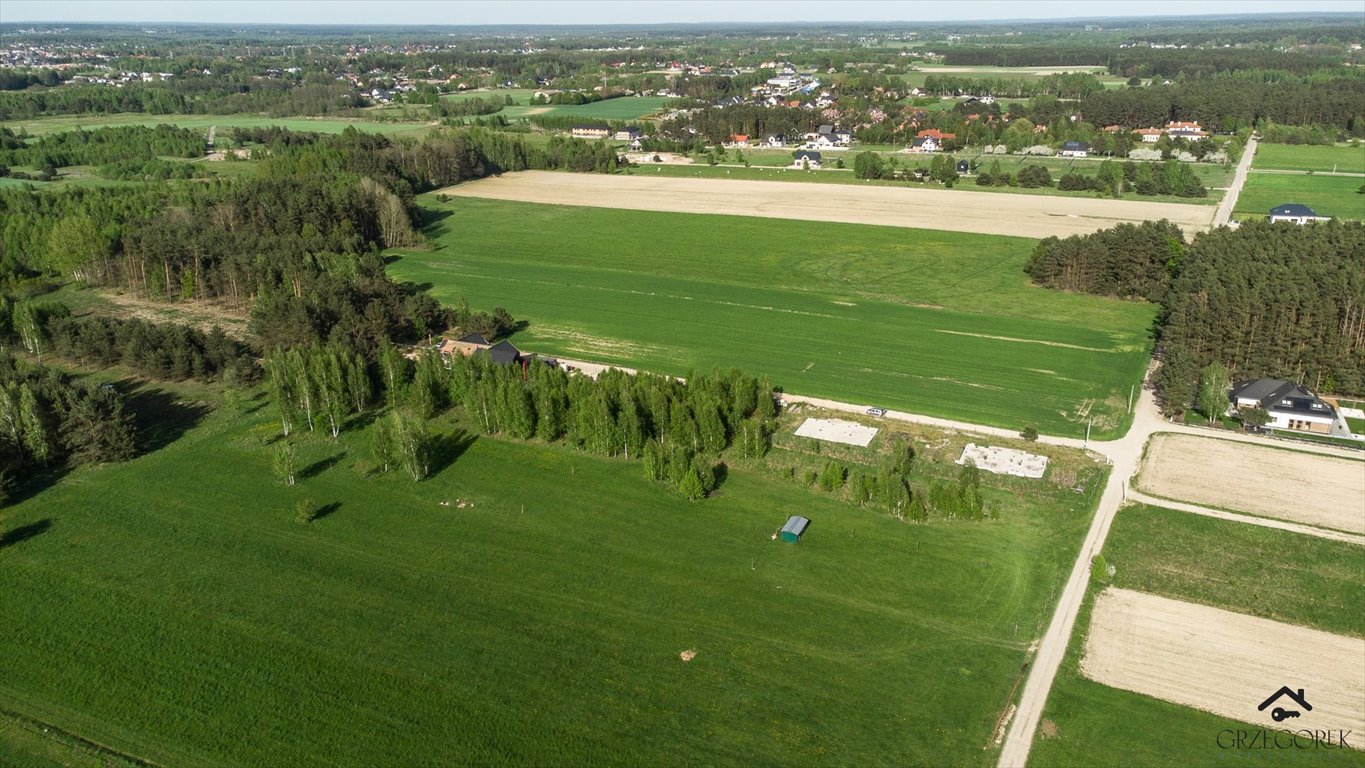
[2,0,1362,26]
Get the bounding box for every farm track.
[436,171,1217,239]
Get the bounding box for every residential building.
[1059,140,1091,158]
[792,150,822,169]
[1230,379,1337,434]
[1269,203,1331,224]
[571,123,611,139]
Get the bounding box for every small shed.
[780,515,810,543]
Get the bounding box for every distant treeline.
[0,124,205,169]
[1026,220,1365,405]
[0,80,365,121]
[941,46,1343,77]
[921,73,1105,100]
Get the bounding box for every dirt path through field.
[1083,588,1365,735]
[436,171,1216,239]
[1138,433,1365,534]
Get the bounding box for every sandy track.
[1138,433,1365,534]
[1083,588,1365,735]
[435,171,1215,239]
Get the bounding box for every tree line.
[0,124,205,170]
[38,313,257,384]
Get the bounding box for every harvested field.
[1082,588,1365,735]
[435,171,1215,239]
[1138,433,1365,534]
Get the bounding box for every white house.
[792,150,822,169]
[906,136,941,153]
[1059,140,1091,158]
[1229,379,1337,434]
[1269,203,1331,225]
[764,133,786,148]
[1135,128,1162,143]
[1165,120,1207,140]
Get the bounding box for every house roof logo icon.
[1258,687,1312,722]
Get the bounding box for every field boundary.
[0,704,156,768]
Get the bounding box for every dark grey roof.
[794,150,821,161]
[781,515,810,535]
[1061,141,1090,151]
[485,340,521,365]
[817,123,834,134]
[1229,379,1335,418]
[1269,203,1321,218]
[458,332,489,345]
[911,137,933,147]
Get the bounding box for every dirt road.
[436,171,1217,239]
[1214,135,1256,226]
[1125,489,1365,546]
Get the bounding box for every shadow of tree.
[116,380,212,454]
[429,430,478,478]
[0,518,52,550]
[313,502,342,522]
[298,453,346,481]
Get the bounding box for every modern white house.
[1268,203,1331,225]
[1059,140,1091,158]
[1229,379,1337,434]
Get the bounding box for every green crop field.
[1031,505,1365,767]
[1236,172,1365,221]
[1253,143,1365,174]
[0,370,1098,767]
[0,113,436,139]
[389,197,1154,438]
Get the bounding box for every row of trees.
[1025,220,1186,302]
[0,125,205,170]
[40,312,256,384]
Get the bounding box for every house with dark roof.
[483,340,523,367]
[437,332,491,361]
[792,150,822,169]
[907,136,941,153]
[1229,378,1337,434]
[1269,203,1331,225]
[1059,140,1091,158]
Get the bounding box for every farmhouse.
[437,332,491,361]
[1059,140,1091,158]
[792,150,822,169]
[1229,378,1337,434]
[1268,203,1331,224]
[1165,121,1207,139]
[571,123,611,139]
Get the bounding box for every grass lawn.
[476,96,671,123]
[1029,503,1365,768]
[0,113,437,140]
[0,372,1099,767]
[1253,143,1365,175]
[389,196,1154,438]
[1235,172,1365,221]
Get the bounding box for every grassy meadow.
[0,370,1098,767]
[1029,504,1365,768]
[1236,172,1365,221]
[390,196,1155,438]
[1252,143,1365,175]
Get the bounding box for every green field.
[0,113,436,139]
[1237,172,1365,221]
[1031,504,1365,768]
[390,197,1154,438]
[1253,143,1365,174]
[0,371,1098,766]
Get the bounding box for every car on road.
[866,407,886,417]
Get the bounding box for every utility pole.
[1085,417,1091,450]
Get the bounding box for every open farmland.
[1081,588,1365,735]
[436,171,1216,238]
[1031,505,1365,768]
[1253,143,1365,175]
[1137,434,1365,534]
[391,196,1156,438]
[0,376,1097,767]
[1235,172,1365,221]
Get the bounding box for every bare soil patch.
[1083,588,1365,735]
[434,171,1215,239]
[96,292,250,338]
[1138,433,1365,534]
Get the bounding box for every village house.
[1059,140,1091,158]
[1229,379,1338,434]
[764,133,786,148]
[1136,127,1163,143]
[1268,203,1331,224]
[1165,120,1207,140]
[906,136,942,153]
[571,123,611,139]
[792,150,822,169]
[613,126,642,141]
